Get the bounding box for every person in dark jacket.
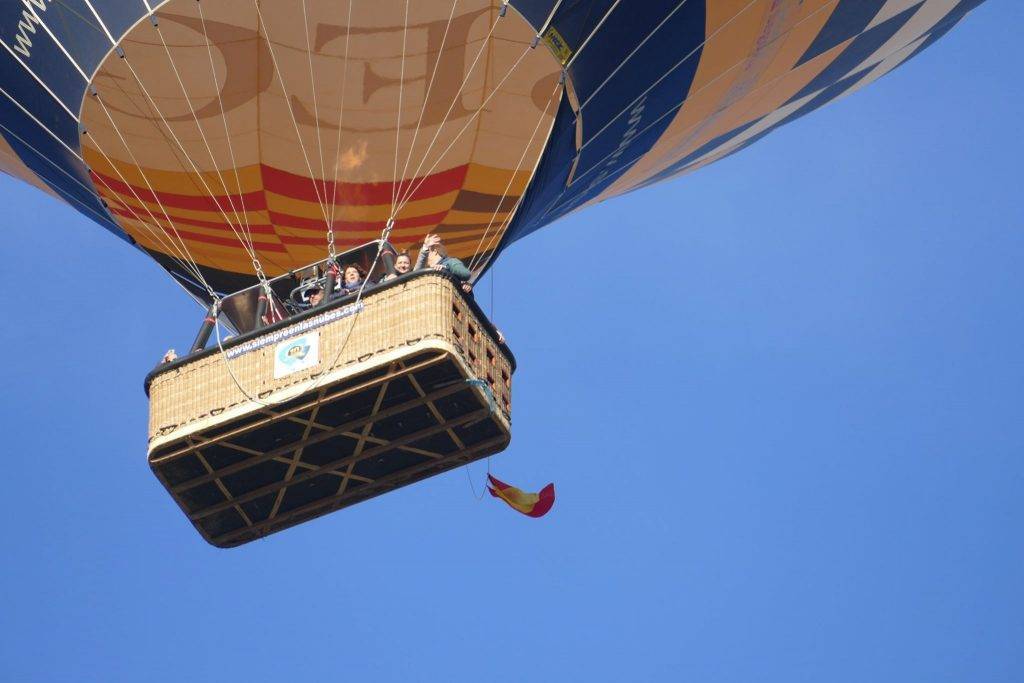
[415,233,471,281]
[381,251,412,282]
[394,252,412,275]
[338,263,368,295]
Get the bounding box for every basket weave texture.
[148,275,512,445]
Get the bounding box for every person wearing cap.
[291,277,324,310]
[415,233,471,282]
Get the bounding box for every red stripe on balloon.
[90,164,469,213]
[267,209,450,232]
[164,229,286,252]
[259,164,469,206]
[90,170,267,212]
[108,207,286,252]
[106,205,277,234]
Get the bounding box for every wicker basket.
[146,274,513,547]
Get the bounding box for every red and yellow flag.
[487,475,555,518]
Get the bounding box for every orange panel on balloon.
[79,0,562,278]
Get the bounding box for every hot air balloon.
[0,0,986,546]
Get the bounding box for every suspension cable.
[391,0,411,219]
[309,218,395,396]
[88,92,216,297]
[393,0,460,209]
[300,0,329,197]
[0,84,216,305]
[534,0,564,42]
[326,0,354,261]
[89,163,212,295]
[577,0,718,114]
[471,192,527,277]
[253,0,333,235]
[197,0,259,262]
[576,0,769,154]
[84,127,204,285]
[116,54,272,285]
[516,0,839,227]
[148,15,269,284]
[562,0,622,72]
[115,76,264,285]
[393,2,508,211]
[213,218,396,410]
[152,15,247,239]
[395,44,533,217]
[467,79,563,272]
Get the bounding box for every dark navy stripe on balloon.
[39,0,115,78]
[497,96,578,244]
[0,0,156,246]
[0,24,87,116]
[502,0,707,245]
[508,0,560,32]
[546,0,619,54]
[777,0,989,134]
[0,48,80,152]
[796,0,890,67]
[624,0,990,197]
[904,0,986,64]
[790,4,922,104]
[633,126,775,195]
[0,105,122,241]
[629,119,762,191]
[773,70,872,135]
[88,0,148,42]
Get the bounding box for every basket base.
[148,348,510,548]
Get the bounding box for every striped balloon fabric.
[0,1,985,299]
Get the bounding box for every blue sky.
[2,4,1022,681]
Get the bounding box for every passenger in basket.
[338,263,368,295]
[394,252,412,276]
[415,233,471,282]
[161,349,178,363]
[306,284,324,307]
[381,251,412,282]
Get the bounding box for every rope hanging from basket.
[465,456,493,501]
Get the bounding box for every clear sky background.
[1,4,1022,681]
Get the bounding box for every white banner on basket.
[273,332,320,379]
[226,302,362,359]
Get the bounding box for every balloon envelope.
[0,0,986,298]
